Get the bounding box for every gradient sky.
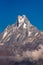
[0,0,43,33]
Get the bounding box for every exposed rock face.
[0,15,43,65]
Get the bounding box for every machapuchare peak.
[0,15,43,65]
[17,15,32,29]
[0,15,39,43]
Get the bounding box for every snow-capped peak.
[17,15,26,28]
[0,15,39,43]
[18,15,25,24]
[17,15,32,29]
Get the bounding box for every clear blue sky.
[0,0,43,33]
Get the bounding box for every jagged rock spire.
[17,15,32,29]
[0,15,39,43]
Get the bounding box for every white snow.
[35,32,38,36]
[6,37,10,42]
[18,15,25,27]
[18,16,24,24]
[16,34,20,39]
[23,23,27,29]
[28,31,32,37]
[2,31,8,39]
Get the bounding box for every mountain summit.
[0,15,39,43]
[0,15,43,65]
[17,15,31,28]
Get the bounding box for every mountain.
[0,15,43,65]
